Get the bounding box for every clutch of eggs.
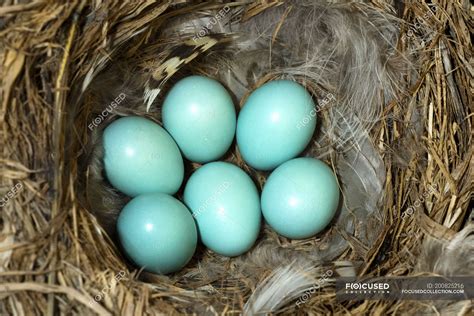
[101,75,339,275]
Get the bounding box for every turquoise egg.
[162,76,236,163]
[117,193,197,274]
[236,80,317,170]
[183,162,261,256]
[261,157,339,239]
[103,116,184,197]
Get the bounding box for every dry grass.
[0,0,472,315]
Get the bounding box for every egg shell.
[236,80,317,170]
[162,75,236,163]
[117,193,197,274]
[261,157,339,239]
[184,162,261,256]
[103,116,184,196]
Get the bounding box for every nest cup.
[1,1,472,315]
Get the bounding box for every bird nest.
[0,1,472,315]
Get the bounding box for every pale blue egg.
[236,80,317,170]
[117,193,197,274]
[162,76,236,163]
[261,158,339,239]
[103,116,184,197]
[184,162,261,256]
